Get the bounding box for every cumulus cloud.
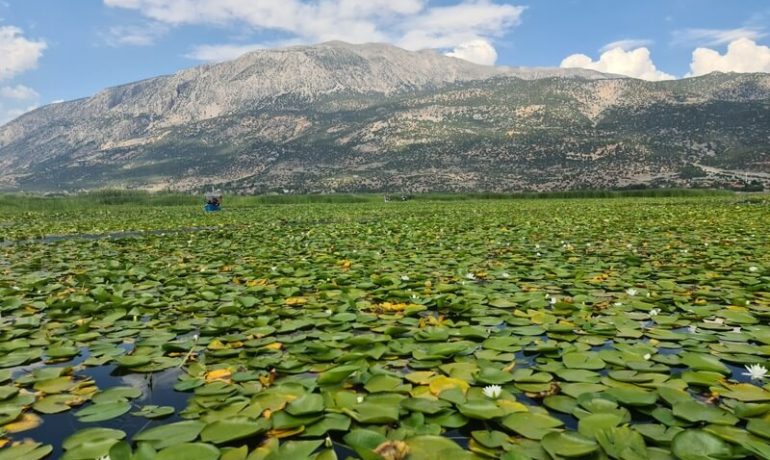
[561,46,675,81]
[104,0,524,66]
[105,22,169,46]
[600,39,653,53]
[185,43,266,62]
[0,26,45,126]
[0,100,39,125]
[0,84,39,100]
[689,38,770,77]
[446,39,497,66]
[0,26,47,81]
[673,27,766,47]
[0,86,39,125]
[398,1,524,52]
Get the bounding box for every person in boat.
[204,191,222,212]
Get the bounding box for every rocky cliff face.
[1,41,768,192]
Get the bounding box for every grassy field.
[1,195,769,459]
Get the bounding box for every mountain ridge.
[1,41,768,192]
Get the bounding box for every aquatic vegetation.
[0,196,769,459]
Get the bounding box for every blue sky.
[1,0,770,124]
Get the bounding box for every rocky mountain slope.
[1,41,768,192]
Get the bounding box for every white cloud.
[689,38,770,77]
[0,101,38,126]
[0,26,44,125]
[0,84,39,100]
[600,39,653,53]
[673,27,766,47]
[104,0,524,66]
[398,1,524,52]
[0,26,47,81]
[561,46,675,81]
[105,22,169,46]
[446,39,497,66]
[185,43,266,62]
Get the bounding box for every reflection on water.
[17,365,188,459]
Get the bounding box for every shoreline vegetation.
[0,188,749,211]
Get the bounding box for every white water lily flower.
[97,456,111,460]
[749,266,759,272]
[536,252,541,257]
[743,364,768,381]
[482,385,502,399]
[535,244,541,249]
[465,273,476,280]
[192,334,199,341]
[550,297,557,305]
[400,275,410,281]
[626,288,638,297]
[356,395,364,403]
[643,354,652,360]
[270,266,277,272]
[649,308,660,316]
[732,327,742,334]
[614,302,623,307]
[501,272,510,278]
[688,325,698,334]
[325,309,333,315]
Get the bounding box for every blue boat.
[204,191,222,212]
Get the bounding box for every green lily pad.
[132,405,175,419]
[500,412,564,440]
[595,427,649,460]
[33,394,78,414]
[156,443,219,460]
[672,400,739,425]
[542,431,598,458]
[563,352,606,370]
[200,418,270,444]
[471,430,509,449]
[75,401,131,422]
[0,441,53,460]
[680,353,730,375]
[577,413,623,439]
[405,435,472,460]
[716,382,770,402]
[62,428,126,460]
[671,430,733,460]
[92,386,143,403]
[113,355,153,368]
[286,393,325,416]
[133,420,206,449]
[605,387,658,406]
[458,399,505,420]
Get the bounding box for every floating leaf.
[133,420,206,449]
[500,412,564,440]
[200,418,270,444]
[156,443,219,460]
[671,430,733,460]
[75,401,131,422]
[542,431,598,458]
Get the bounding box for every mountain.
[1,41,769,193]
